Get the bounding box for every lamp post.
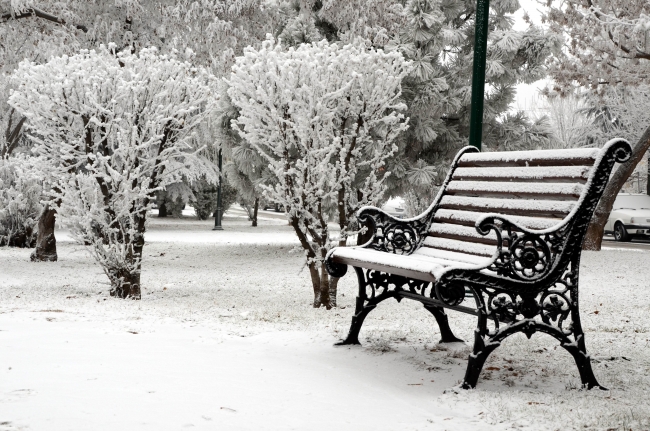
[212,148,224,230]
[468,0,490,151]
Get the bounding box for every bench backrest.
[420,140,630,267]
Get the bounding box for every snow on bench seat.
[330,247,483,282]
[411,247,492,266]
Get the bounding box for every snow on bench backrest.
[421,147,600,260]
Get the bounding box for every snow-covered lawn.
[1,213,650,430]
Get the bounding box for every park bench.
[325,138,632,389]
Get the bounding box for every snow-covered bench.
[325,139,632,389]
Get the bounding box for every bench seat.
[330,246,492,283]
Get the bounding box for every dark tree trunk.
[110,268,142,299]
[30,204,57,262]
[329,275,338,308]
[158,201,167,217]
[311,263,332,309]
[108,213,145,299]
[584,126,650,250]
[252,197,259,227]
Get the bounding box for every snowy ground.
[1,209,650,430]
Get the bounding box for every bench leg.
[460,298,605,390]
[561,334,603,389]
[335,267,397,346]
[336,296,375,346]
[462,328,500,389]
[423,305,464,343]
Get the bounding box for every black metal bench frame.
[326,139,632,389]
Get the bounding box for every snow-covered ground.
[1,210,650,430]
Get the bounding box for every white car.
[605,193,650,241]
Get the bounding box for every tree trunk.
[108,214,145,299]
[158,201,167,217]
[252,197,259,227]
[309,262,333,309]
[309,261,323,307]
[329,276,338,308]
[647,151,650,195]
[584,126,650,250]
[30,204,58,262]
[109,267,142,299]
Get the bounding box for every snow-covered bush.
[227,38,410,308]
[9,45,219,298]
[0,157,42,247]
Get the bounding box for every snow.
[330,246,444,280]
[429,222,499,240]
[440,196,576,214]
[422,237,496,257]
[1,215,650,430]
[459,148,599,164]
[452,166,591,180]
[447,181,583,196]
[434,209,559,230]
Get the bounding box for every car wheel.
[614,222,631,242]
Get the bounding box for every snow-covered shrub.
[9,45,219,298]
[156,182,194,218]
[0,157,42,247]
[227,38,410,308]
[191,179,237,221]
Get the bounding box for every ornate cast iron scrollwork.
[353,146,480,256]
[357,208,428,255]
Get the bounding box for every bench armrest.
[324,206,430,278]
[474,214,564,281]
[356,205,430,254]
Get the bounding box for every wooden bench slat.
[422,236,496,257]
[446,181,583,200]
[434,209,561,230]
[457,148,599,168]
[439,195,575,218]
[452,166,590,183]
[428,223,498,245]
[412,246,492,266]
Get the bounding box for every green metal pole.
[468,0,490,151]
[212,148,224,230]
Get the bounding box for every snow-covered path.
[1,315,488,431]
[1,215,650,430]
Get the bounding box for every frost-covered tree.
[1,0,275,75]
[383,0,559,196]
[227,39,410,308]
[216,93,273,227]
[545,0,650,249]
[270,0,560,200]
[1,0,277,258]
[9,46,218,298]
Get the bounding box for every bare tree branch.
[1,7,88,32]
